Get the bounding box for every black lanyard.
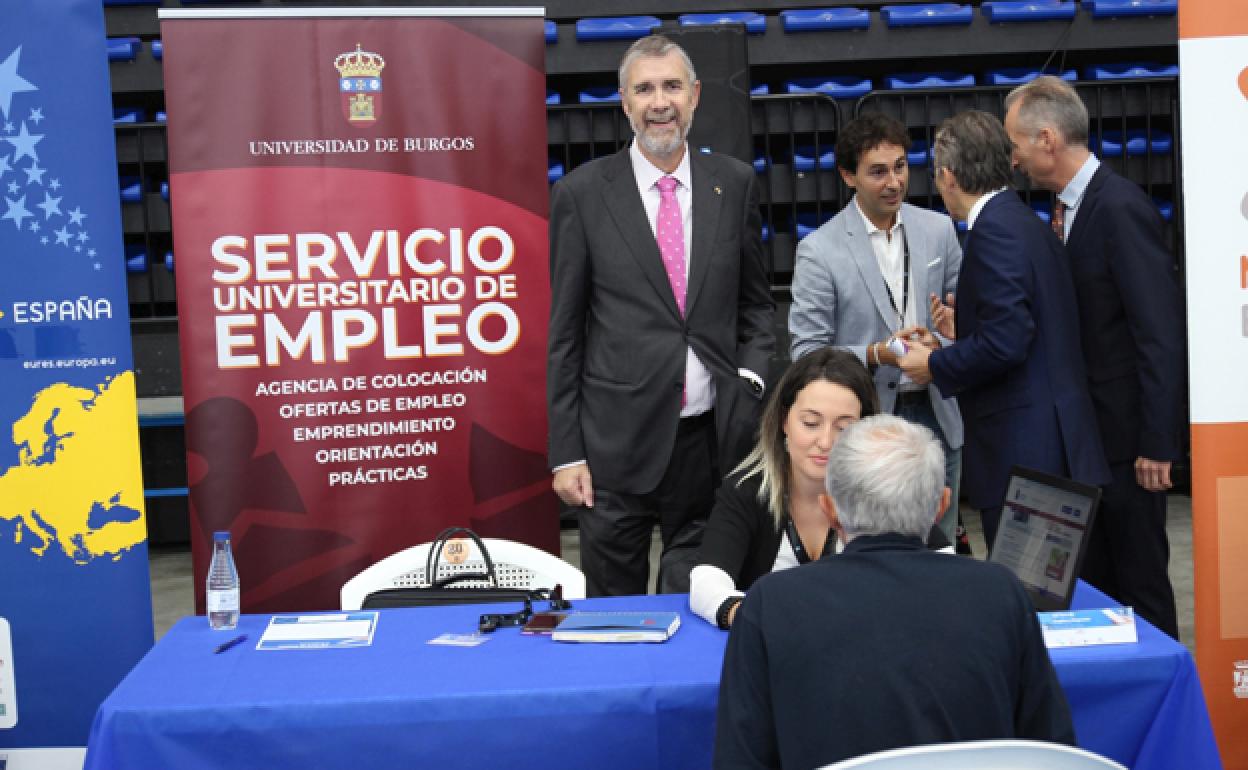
[880,228,911,328]
[784,516,834,564]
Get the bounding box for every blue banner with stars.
[0,0,153,748]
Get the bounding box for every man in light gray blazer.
[789,113,963,545]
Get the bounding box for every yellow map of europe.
[0,371,147,563]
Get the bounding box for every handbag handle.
[424,527,499,589]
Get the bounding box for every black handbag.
[360,527,533,610]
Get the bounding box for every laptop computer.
[987,466,1102,612]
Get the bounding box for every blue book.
[551,611,681,643]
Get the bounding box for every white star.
[0,48,37,122]
[87,248,96,257]
[2,194,31,230]
[28,220,37,232]
[94,263,101,270]
[2,122,11,134]
[0,152,9,176]
[47,178,59,191]
[5,180,17,195]
[39,235,47,244]
[67,206,86,226]
[76,230,88,243]
[53,225,71,245]
[35,191,59,219]
[22,160,43,185]
[3,122,43,163]
[27,107,42,125]
[74,244,81,252]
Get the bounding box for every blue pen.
[214,634,247,654]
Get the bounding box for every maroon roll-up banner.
[159,8,556,612]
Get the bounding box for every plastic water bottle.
[206,531,240,630]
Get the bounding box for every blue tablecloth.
[1059,582,1221,769]
[84,586,1219,770]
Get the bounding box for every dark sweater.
[714,534,1075,770]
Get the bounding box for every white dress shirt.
[966,187,1008,230]
[1056,154,1101,242]
[628,141,715,417]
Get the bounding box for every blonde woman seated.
[690,348,953,629]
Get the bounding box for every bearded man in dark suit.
[547,35,774,596]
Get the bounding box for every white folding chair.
[340,537,585,610]
[821,740,1126,770]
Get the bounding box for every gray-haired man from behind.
[714,415,1073,769]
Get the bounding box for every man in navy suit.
[547,36,774,596]
[897,110,1109,548]
[1003,77,1182,638]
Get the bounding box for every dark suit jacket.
[1065,164,1184,464]
[928,191,1109,509]
[547,148,774,494]
[714,534,1074,770]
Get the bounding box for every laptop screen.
[988,466,1102,612]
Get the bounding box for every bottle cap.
[213,531,230,541]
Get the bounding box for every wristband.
[716,596,743,630]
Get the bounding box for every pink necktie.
[656,175,687,316]
[657,175,687,407]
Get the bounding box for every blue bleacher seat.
[753,155,769,174]
[793,146,836,172]
[785,76,873,99]
[577,87,620,104]
[751,84,770,95]
[155,111,167,122]
[546,90,561,105]
[986,67,1078,85]
[886,72,975,89]
[781,8,871,31]
[164,251,175,272]
[907,140,930,166]
[151,40,163,60]
[545,20,557,44]
[112,107,145,124]
[1031,199,1053,223]
[160,181,169,200]
[761,223,771,243]
[107,37,141,62]
[575,16,660,42]
[1094,129,1172,156]
[1085,61,1179,80]
[125,245,148,274]
[145,487,189,498]
[103,0,161,5]
[119,177,142,203]
[1154,199,1173,220]
[796,213,832,240]
[548,160,564,184]
[881,4,973,27]
[679,12,767,34]
[1083,0,1177,18]
[982,1,1076,22]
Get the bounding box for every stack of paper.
[1038,607,1137,648]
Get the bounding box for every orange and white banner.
[1180,2,1248,766]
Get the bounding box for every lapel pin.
[714,186,722,195]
